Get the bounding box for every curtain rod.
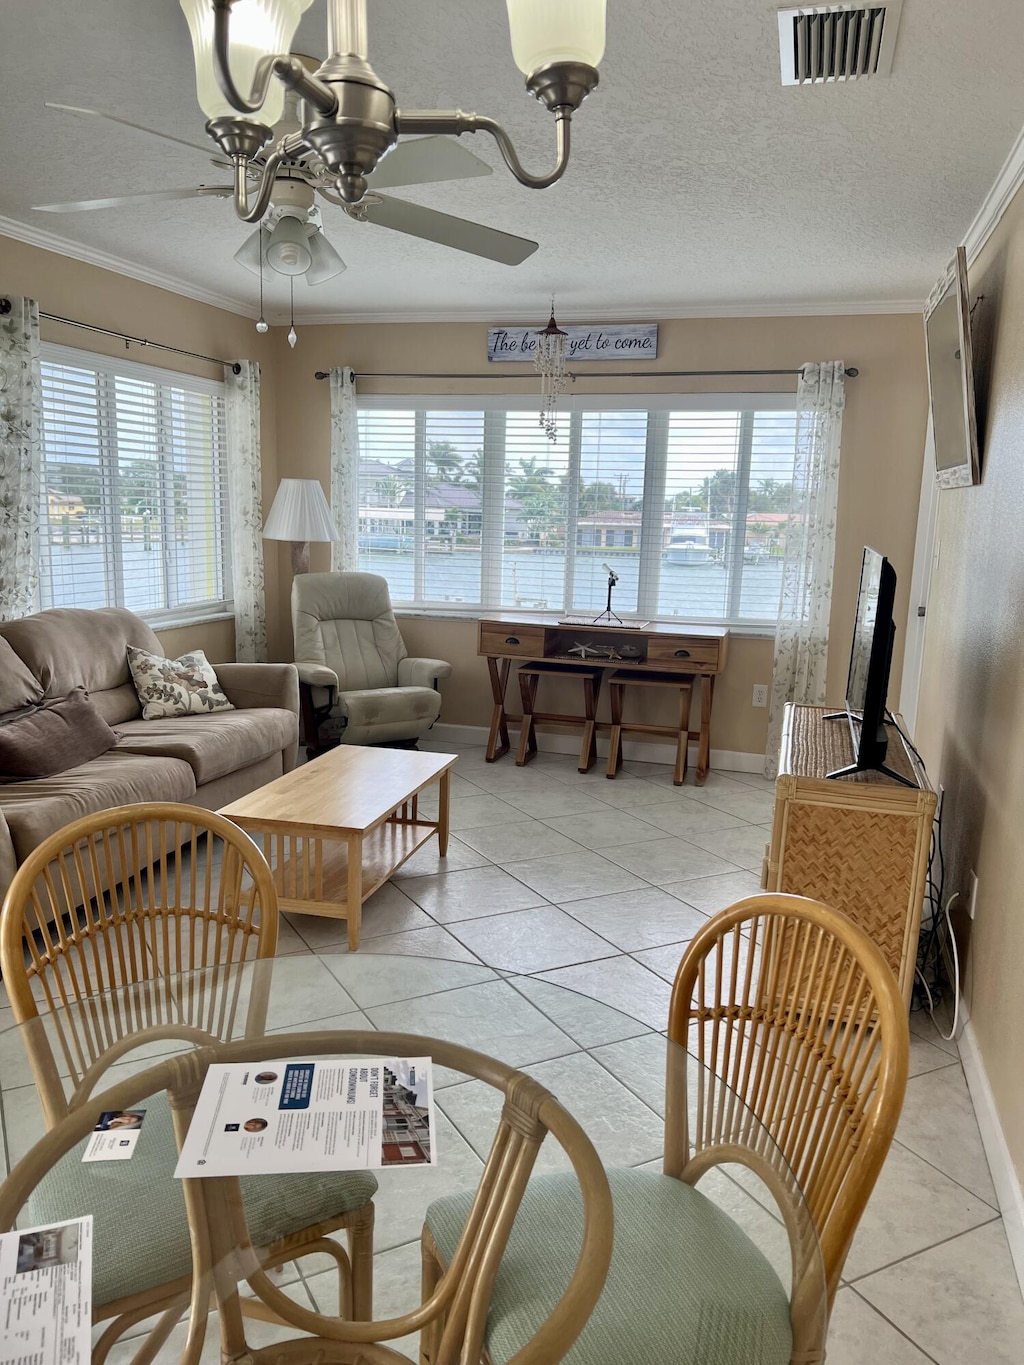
[0,299,242,375]
[314,366,858,380]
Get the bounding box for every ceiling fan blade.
[33,186,233,214]
[44,102,216,159]
[368,137,493,191]
[361,196,538,266]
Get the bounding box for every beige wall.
[914,187,1024,1186]
[271,314,929,755]
[0,234,280,664]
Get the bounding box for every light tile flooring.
[2,739,1022,1363]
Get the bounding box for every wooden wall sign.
[487,323,659,363]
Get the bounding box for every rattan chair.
[422,893,909,1365]
[0,1029,614,1365]
[0,802,377,1362]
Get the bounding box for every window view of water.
[358,548,784,624]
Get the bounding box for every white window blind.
[357,394,798,625]
[39,344,231,623]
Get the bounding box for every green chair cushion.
[427,1169,792,1365]
[28,1089,377,1307]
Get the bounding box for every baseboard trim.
[429,722,766,774]
[958,1016,1024,1294]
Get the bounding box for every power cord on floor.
[914,890,962,1041]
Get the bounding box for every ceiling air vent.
[778,3,903,85]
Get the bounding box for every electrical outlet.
[752,684,769,708]
[967,870,979,920]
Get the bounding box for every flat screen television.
[924,245,980,488]
[826,548,913,786]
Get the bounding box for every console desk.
[477,615,730,785]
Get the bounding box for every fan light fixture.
[233,216,346,285]
[179,0,606,220]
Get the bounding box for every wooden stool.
[516,662,603,772]
[606,670,696,785]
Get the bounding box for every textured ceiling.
[2,0,1024,322]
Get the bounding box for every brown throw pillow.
[0,689,117,780]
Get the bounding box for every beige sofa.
[0,607,298,903]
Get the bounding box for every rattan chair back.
[666,892,908,1316]
[0,802,279,1123]
[0,1029,614,1365]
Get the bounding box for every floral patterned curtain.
[0,298,42,622]
[764,361,846,776]
[329,366,359,571]
[224,360,267,662]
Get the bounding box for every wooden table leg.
[579,671,602,773]
[696,675,715,786]
[437,768,451,857]
[346,832,362,951]
[516,670,539,766]
[674,682,692,786]
[485,657,511,761]
[606,678,624,779]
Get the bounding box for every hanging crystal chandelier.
[535,308,569,441]
[178,0,607,219]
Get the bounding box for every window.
[357,394,798,625]
[39,344,231,623]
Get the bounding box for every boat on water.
[663,527,716,565]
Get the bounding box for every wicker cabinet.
[763,704,936,1007]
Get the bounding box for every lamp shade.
[305,230,347,285]
[233,225,271,277]
[505,0,606,75]
[266,213,313,275]
[179,0,314,125]
[263,479,340,542]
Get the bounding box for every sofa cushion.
[127,646,234,720]
[0,636,43,714]
[113,709,297,786]
[0,752,196,863]
[0,690,116,780]
[0,608,160,724]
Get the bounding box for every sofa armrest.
[215,663,299,716]
[296,663,340,690]
[398,657,453,689]
[0,808,17,912]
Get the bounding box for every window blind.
[39,344,231,623]
[356,394,798,625]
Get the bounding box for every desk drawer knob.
[505,636,521,645]
[674,649,691,658]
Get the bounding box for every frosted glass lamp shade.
[506,0,606,75]
[179,0,314,124]
[263,479,340,543]
[305,232,347,285]
[233,225,271,277]
[266,214,313,275]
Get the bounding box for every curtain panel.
[224,359,267,662]
[329,366,360,572]
[0,297,42,621]
[765,361,846,777]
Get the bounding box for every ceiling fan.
[32,91,540,276]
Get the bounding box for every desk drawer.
[479,623,546,658]
[646,638,722,669]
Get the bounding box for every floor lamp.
[263,478,340,575]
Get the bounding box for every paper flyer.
[0,1216,92,1365]
[174,1058,436,1178]
[82,1108,148,1163]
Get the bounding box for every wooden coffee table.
[219,746,456,950]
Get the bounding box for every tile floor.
[1,739,1022,1363]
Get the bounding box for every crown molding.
[267,297,926,326]
[962,120,1024,268]
[0,215,257,320]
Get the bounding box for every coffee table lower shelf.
[240,818,441,949]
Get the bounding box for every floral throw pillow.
[127,646,234,720]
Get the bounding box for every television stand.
[822,708,917,788]
[763,703,936,1007]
